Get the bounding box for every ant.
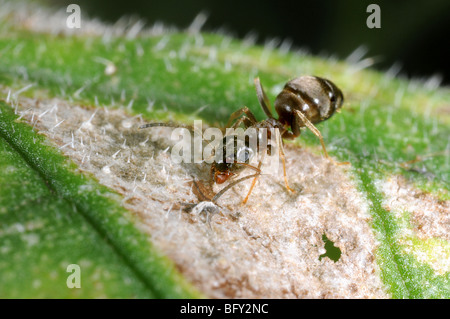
[140,75,344,204]
[208,76,344,203]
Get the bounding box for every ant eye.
[330,94,336,103]
[237,146,254,163]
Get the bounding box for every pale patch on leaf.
[377,176,450,275]
[14,96,387,298]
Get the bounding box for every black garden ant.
[140,75,344,204]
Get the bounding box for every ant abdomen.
[275,76,344,128]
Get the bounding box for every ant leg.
[234,162,261,174]
[294,110,329,158]
[254,77,274,118]
[275,128,295,193]
[212,173,260,203]
[192,177,212,201]
[226,106,258,128]
[242,152,265,204]
[293,110,349,165]
[230,115,254,129]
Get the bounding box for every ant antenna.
[211,173,261,203]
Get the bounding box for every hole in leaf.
[319,234,341,262]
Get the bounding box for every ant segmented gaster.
[140,75,344,204]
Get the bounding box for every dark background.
[47,0,450,85]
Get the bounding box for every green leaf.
[0,102,201,298]
[0,1,448,298]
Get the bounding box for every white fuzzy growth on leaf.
[13,95,388,298]
[376,176,450,275]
